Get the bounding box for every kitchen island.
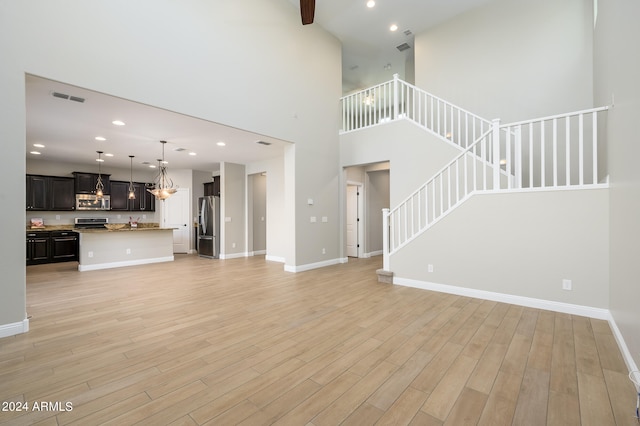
[77,227,174,271]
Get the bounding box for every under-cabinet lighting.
[33,144,45,148]
[112,120,125,126]
[30,151,41,155]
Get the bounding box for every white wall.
[366,169,390,254]
[221,162,246,257]
[0,0,341,334]
[391,189,610,309]
[414,0,594,123]
[340,120,462,206]
[594,0,640,370]
[247,155,287,263]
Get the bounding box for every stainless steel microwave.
[75,194,111,210]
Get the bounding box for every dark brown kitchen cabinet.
[110,180,155,212]
[50,231,79,262]
[26,232,51,265]
[26,231,78,265]
[73,172,110,195]
[110,181,130,211]
[204,176,220,196]
[26,175,48,210]
[49,177,75,210]
[26,175,75,211]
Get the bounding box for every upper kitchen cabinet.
[26,175,75,211]
[110,180,155,212]
[26,175,48,210]
[73,172,110,195]
[204,176,220,196]
[49,177,75,210]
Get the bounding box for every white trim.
[78,256,174,272]
[339,257,349,264]
[252,250,267,256]
[265,255,285,263]
[363,250,383,258]
[284,258,343,273]
[394,276,609,320]
[0,318,30,339]
[219,252,246,260]
[607,314,639,374]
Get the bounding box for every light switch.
[310,216,317,223]
[321,216,328,223]
[307,198,314,205]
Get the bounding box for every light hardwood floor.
[1,255,637,425]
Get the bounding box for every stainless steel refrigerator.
[198,195,220,258]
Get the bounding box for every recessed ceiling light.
[33,143,45,148]
[105,153,114,157]
[189,152,197,156]
[217,142,226,146]
[95,136,106,141]
[96,158,104,162]
[390,24,398,32]
[366,0,375,7]
[30,151,41,155]
[112,120,125,126]
[149,164,156,168]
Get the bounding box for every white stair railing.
[382,106,609,266]
[386,127,496,256]
[341,75,492,151]
[496,107,609,190]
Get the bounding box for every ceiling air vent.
[403,29,413,36]
[52,92,69,100]
[52,91,85,103]
[396,43,411,52]
[173,147,186,152]
[256,140,271,146]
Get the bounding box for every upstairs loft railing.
[381,106,609,267]
[341,74,492,150]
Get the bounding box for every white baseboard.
[219,252,246,260]
[340,257,349,264]
[394,276,609,320]
[265,255,285,263]
[285,258,343,273]
[0,318,29,339]
[363,251,383,258]
[607,314,639,374]
[252,250,267,256]
[78,256,174,272]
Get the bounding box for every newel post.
[382,208,390,271]
[393,74,399,121]
[492,118,501,190]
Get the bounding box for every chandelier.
[95,151,105,199]
[128,155,136,200]
[147,140,177,200]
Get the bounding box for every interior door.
[161,188,190,253]
[346,185,359,257]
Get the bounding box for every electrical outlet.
[55,215,60,220]
[232,243,236,248]
[562,279,572,291]
[126,248,131,255]
[88,251,93,258]
[428,264,434,273]
[322,248,326,254]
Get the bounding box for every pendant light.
[128,155,136,200]
[95,151,104,199]
[147,140,177,200]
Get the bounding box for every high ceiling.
[26,1,493,173]
[290,0,494,91]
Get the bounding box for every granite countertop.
[77,226,173,233]
[26,223,161,232]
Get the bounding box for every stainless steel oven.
[75,194,111,210]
